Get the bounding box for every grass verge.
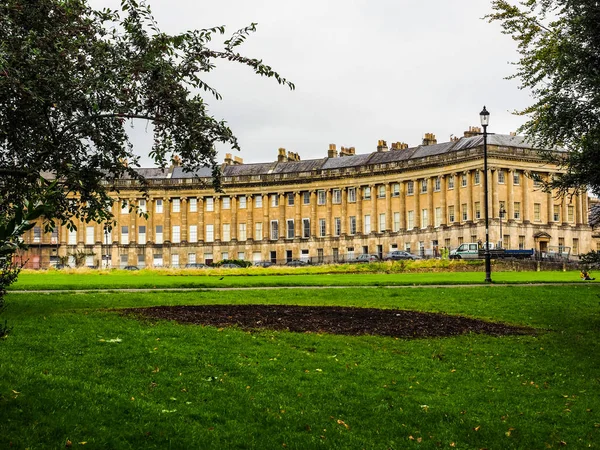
[0,285,599,448]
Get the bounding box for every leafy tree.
[487,0,600,197]
[0,0,293,229]
[0,0,293,327]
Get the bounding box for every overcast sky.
[92,0,529,166]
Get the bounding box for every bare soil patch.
[121,305,534,338]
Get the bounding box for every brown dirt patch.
[121,305,534,339]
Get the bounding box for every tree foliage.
[0,0,293,231]
[487,0,600,196]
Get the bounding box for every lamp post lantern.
[480,106,492,283]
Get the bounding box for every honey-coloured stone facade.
[20,132,598,268]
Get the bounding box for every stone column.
[231,195,237,241]
[327,189,333,236]
[427,177,434,228]
[507,170,515,221]
[279,193,286,238]
[522,176,530,222]
[164,197,171,242]
[491,169,499,218]
[547,189,554,223]
[414,179,421,229]
[198,197,204,242]
[399,181,406,230]
[576,191,584,225]
[130,197,137,244]
[181,197,188,242]
[295,192,301,238]
[357,187,363,234]
[370,184,377,231]
[263,194,269,240]
[214,196,221,241]
[465,171,473,222]
[247,195,254,240]
[385,183,392,231]
[310,191,317,237]
[562,194,569,225]
[453,173,460,224]
[440,175,447,226]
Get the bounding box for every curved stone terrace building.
[20,129,598,268]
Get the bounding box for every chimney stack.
[233,156,243,165]
[422,133,437,146]
[391,142,408,150]
[463,126,481,138]
[339,146,356,157]
[277,148,287,162]
[328,143,337,158]
[377,139,388,152]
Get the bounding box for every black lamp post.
[499,205,506,249]
[480,106,492,283]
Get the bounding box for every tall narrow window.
[205,197,214,211]
[392,183,400,196]
[363,187,371,199]
[514,202,521,219]
[513,171,520,185]
[155,199,163,213]
[435,207,442,227]
[287,193,295,206]
[421,179,427,193]
[474,171,481,184]
[238,223,246,241]
[448,205,455,223]
[447,176,455,189]
[498,170,505,183]
[271,194,279,207]
[189,198,197,212]
[138,226,146,245]
[255,195,263,208]
[205,224,214,242]
[534,203,541,221]
[407,182,414,195]
[407,210,414,229]
[348,188,356,203]
[379,213,386,232]
[33,226,42,243]
[121,226,129,245]
[303,191,311,204]
[270,221,279,240]
[238,196,246,209]
[553,205,560,222]
[86,226,95,245]
[222,197,231,210]
[349,216,357,235]
[172,225,180,243]
[363,215,371,234]
[333,189,341,204]
[155,225,163,244]
[393,212,400,231]
[222,224,230,241]
[302,218,310,238]
[287,219,295,239]
[139,199,147,213]
[172,198,180,212]
[474,202,481,220]
[317,190,326,205]
[319,218,326,237]
[434,177,441,191]
[462,203,468,221]
[421,209,428,228]
[334,217,341,236]
[189,225,197,243]
[378,185,386,198]
[255,222,263,241]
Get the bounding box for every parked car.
[184,263,208,269]
[352,254,380,263]
[54,264,70,269]
[221,263,241,269]
[254,261,274,268]
[385,250,420,261]
[286,260,308,267]
[123,265,139,271]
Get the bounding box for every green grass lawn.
[1,282,599,448]
[10,267,594,290]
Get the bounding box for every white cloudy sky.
[92,0,529,166]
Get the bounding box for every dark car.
[385,251,420,261]
[286,260,308,267]
[54,264,70,269]
[123,265,140,271]
[254,261,274,268]
[184,263,208,269]
[221,263,241,269]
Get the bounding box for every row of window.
[118,171,543,215]
[36,200,579,245]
